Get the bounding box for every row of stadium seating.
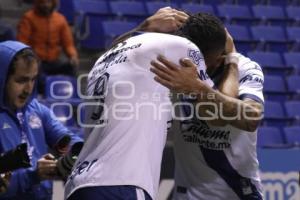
[258,126,300,148]
[74,20,300,50]
[60,0,300,23]
[61,0,300,50]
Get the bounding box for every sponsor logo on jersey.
[240,74,263,84]
[188,49,202,65]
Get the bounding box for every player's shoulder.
[237,53,263,77]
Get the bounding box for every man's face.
[5,59,38,111]
[36,0,54,16]
[204,50,225,77]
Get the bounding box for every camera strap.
[16,112,34,163]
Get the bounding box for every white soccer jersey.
[173,53,264,200]
[64,32,214,200]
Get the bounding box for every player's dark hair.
[175,13,226,57]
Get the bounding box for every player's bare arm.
[150,55,262,132]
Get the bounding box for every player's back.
[65,32,211,200]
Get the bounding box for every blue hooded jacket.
[0,41,82,199]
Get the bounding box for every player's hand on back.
[150,55,202,94]
[143,7,189,33]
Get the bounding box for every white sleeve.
[238,61,264,104]
[161,36,215,88]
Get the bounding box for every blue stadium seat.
[263,75,288,102]
[236,0,258,5]
[226,24,251,41]
[101,20,137,48]
[50,103,76,127]
[257,127,285,148]
[74,0,110,15]
[109,1,147,22]
[45,75,81,105]
[202,0,229,5]
[146,2,179,15]
[286,75,300,94]
[283,126,300,146]
[217,5,253,25]
[286,27,300,51]
[286,6,300,23]
[247,52,291,75]
[73,0,111,49]
[267,0,290,6]
[58,0,75,24]
[286,26,300,41]
[284,101,300,119]
[264,101,286,119]
[225,24,252,53]
[180,3,215,15]
[252,5,286,25]
[250,25,287,52]
[284,52,300,73]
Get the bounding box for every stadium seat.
[58,0,75,24]
[257,127,286,148]
[251,5,286,25]
[217,5,253,25]
[283,52,300,73]
[235,0,258,5]
[225,24,252,53]
[74,0,110,16]
[44,75,81,105]
[49,103,76,127]
[286,75,300,94]
[286,26,300,41]
[286,6,300,23]
[247,52,291,75]
[101,20,137,48]
[180,3,215,15]
[284,101,300,119]
[267,0,290,6]
[286,27,300,50]
[264,101,286,119]
[73,0,112,49]
[146,2,179,15]
[250,25,288,52]
[283,126,300,146]
[263,75,288,102]
[109,1,147,22]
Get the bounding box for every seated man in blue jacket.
[0,40,83,200]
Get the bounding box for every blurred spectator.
[17,0,79,93]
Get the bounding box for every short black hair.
[7,48,39,77]
[175,13,226,57]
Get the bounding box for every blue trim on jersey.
[200,147,263,200]
[239,93,264,105]
[68,185,152,200]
